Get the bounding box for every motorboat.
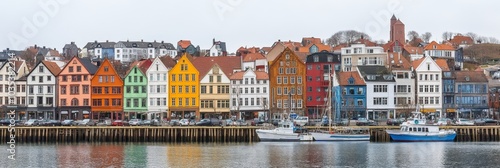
[256,120,313,141]
[386,124,456,142]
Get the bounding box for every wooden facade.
[90,59,124,120]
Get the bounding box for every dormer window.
[132,43,137,47]
[433,45,437,49]
[367,75,376,80]
[383,75,393,80]
[148,43,153,47]
[313,56,319,62]
[348,77,354,85]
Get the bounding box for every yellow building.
[168,53,199,120]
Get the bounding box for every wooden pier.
[3,126,500,143]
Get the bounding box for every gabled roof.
[387,52,411,70]
[191,56,242,79]
[404,46,424,55]
[411,56,426,69]
[338,71,365,85]
[357,66,395,82]
[352,38,377,47]
[229,69,269,80]
[42,61,61,76]
[449,35,474,46]
[126,59,152,75]
[159,55,176,68]
[243,53,266,62]
[177,40,192,49]
[435,58,450,71]
[455,71,488,83]
[424,41,455,50]
[59,56,98,75]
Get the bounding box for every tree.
[407,31,420,41]
[489,37,499,44]
[421,32,432,43]
[465,32,479,43]
[326,30,371,46]
[442,32,454,41]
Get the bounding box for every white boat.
[386,124,456,142]
[310,72,370,141]
[256,120,313,141]
[311,127,370,141]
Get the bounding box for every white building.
[358,66,396,121]
[26,61,61,120]
[387,53,415,117]
[341,43,386,71]
[0,58,30,120]
[242,53,268,72]
[146,56,176,120]
[423,41,455,59]
[413,56,443,117]
[115,41,177,63]
[229,69,270,120]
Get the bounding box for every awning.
[83,111,90,114]
[71,110,79,113]
[420,109,436,113]
[446,109,456,112]
[60,111,68,114]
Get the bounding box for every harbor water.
[2,142,500,167]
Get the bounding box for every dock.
[3,126,500,143]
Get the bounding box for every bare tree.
[421,32,432,43]
[407,31,420,41]
[326,30,372,46]
[442,32,454,41]
[489,37,499,44]
[465,32,479,42]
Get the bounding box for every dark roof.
[78,57,98,75]
[305,51,341,63]
[357,66,395,82]
[83,41,116,49]
[0,50,24,61]
[159,56,176,68]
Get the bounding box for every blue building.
[334,71,367,120]
[455,71,489,118]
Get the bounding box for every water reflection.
[2,142,500,167]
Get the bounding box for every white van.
[294,116,309,126]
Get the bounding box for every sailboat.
[310,72,370,141]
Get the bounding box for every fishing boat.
[256,119,313,141]
[310,72,370,141]
[386,124,456,142]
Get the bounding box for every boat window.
[401,127,405,131]
[425,128,429,132]
[409,127,413,131]
[417,127,422,132]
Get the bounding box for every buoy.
[415,120,419,124]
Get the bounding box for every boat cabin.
[401,125,439,133]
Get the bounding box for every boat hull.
[311,132,370,141]
[386,130,456,142]
[256,130,301,141]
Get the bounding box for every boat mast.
[328,67,334,132]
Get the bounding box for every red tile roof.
[243,53,266,62]
[387,52,411,70]
[424,41,455,50]
[191,56,242,80]
[455,71,488,82]
[435,58,450,71]
[411,56,426,69]
[338,71,365,85]
[159,56,176,68]
[229,70,269,80]
[404,46,424,55]
[449,35,474,47]
[177,40,192,49]
[41,60,61,76]
[261,47,272,53]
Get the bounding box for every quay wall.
[2,126,500,143]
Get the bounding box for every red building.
[305,51,341,119]
[390,14,405,44]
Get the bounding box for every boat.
[256,119,313,141]
[386,124,456,142]
[310,72,370,141]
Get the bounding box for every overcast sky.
[0,0,498,53]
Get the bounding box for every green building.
[123,59,152,120]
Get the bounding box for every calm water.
[1,142,500,167]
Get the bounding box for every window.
[201,86,206,94]
[277,77,281,84]
[374,85,387,92]
[373,97,388,105]
[172,74,176,81]
[69,66,73,72]
[297,77,302,84]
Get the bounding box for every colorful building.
[229,69,270,120]
[90,59,124,120]
[192,56,241,119]
[269,48,307,118]
[168,53,199,119]
[123,59,152,120]
[335,71,366,119]
[305,51,341,119]
[58,57,98,120]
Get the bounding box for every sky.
[0,0,498,53]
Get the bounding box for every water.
[1,142,500,167]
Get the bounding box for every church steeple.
[391,14,397,20]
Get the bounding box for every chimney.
[154,40,156,43]
[141,39,143,42]
[161,41,164,44]
[43,46,46,49]
[106,40,109,43]
[71,42,75,45]
[94,40,97,43]
[34,45,37,49]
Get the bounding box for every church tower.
[390,14,405,43]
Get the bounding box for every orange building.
[90,59,124,120]
[269,47,307,118]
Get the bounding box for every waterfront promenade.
[2,126,500,143]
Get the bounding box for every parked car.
[79,119,97,126]
[129,119,143,126]
[436,118,452,126]
[61,120,76,126]
[333,119,349,126]
[150,119,162,126]
[142,120,152,126]
[47,120,61,126]
[252,118,265,126]
[481,118,499,125]
[234,120,248,126]
[294,116,309,126]
[97,120,112,126]
[169,119,180,126]
[0,119,11,126]
[24,119,39,126]
[455,118,475,126]
[112,120,124,126]
[196,119,212,126]
[179,119,190,126]
[189,119,196,126]
[386,118,403,126]
[356,118,369,126]
[272,119,280,126]
[474,119,486,126]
